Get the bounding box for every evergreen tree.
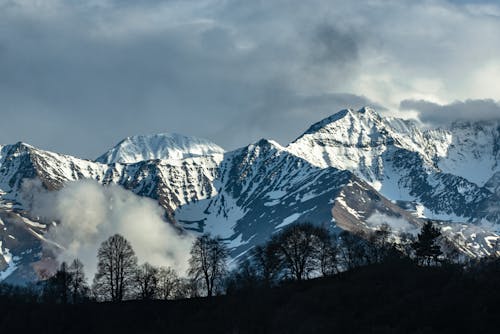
[41,262,71,304]
[413,221,443,266]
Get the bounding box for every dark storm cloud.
[217,92,384,147]
[0,0,366,158]
[1,0,500,158]
[312,24,360,65]
[400,99,500,126]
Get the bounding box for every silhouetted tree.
[41,262,71,304]
[272,222,332,281]
[175,278,201,299]
[440,234,463,264]
[225,259,260,294]
[396,232,416,257]
[366,223,394,263]
[135,262,159,300]
[156,266,180,300]
[251,242,283,286]
[188,234,229,297]
[68,258,89,303]
[413,221,443,266]
[92,234,138,302]
[318,237,338,276]
[338,231,368,270]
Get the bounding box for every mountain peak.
[293,107,383,141]
[12,141,34,149]
[96,133,225,164]
[286,107,407,178]
[1,142,35,157]
[253,138,283,149]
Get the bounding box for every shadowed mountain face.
[1,107,499,283]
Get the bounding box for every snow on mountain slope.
[287,107,442,188]
[176,139,364,257]
[177,138,498,259]
[2,108,500,283]
[436,121,500,186]
[0,140,222,215]
[0,142,108,193]
[0,140,225,282]
[287,107,500,226]
[96,133,225,164]
[110,155,222,222]
[288,107,391,178]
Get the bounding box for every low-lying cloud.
[400,99,500,126]
[366,211,419,235]
[25,180,193,278]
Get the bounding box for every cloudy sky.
[1,0,499,158]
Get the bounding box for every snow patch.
[275,213,302,229]
[266,190,286,200]
[0,242,18,281]
[335,196,361,219]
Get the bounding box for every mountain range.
[1,107,499,283]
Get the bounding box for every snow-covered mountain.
[96,133,225,164]
[288,107,500,222]
[1,108,499,283]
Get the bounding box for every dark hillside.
[1,260,499,334]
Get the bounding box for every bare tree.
[251,243,283,286]
[225,259,260,294]
[92,234,138,302]
[68,258,88,303]
[273,223,332,281]
[156,267,180,300]
[396,232,416,258]
[366,223,393,264]
[338,231,368,270]
[174,278,201,299]
[135,262,159,300]
[188,234,229,297]
[318,237,338,276]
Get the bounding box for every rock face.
[1,108,500,283]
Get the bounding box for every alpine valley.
[1,107,500,283]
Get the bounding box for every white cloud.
[26,180,194,278]
[366,211,419,235]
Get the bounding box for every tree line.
[36,232,230,303]
[226,220,457,293]
[1,220,496,303]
